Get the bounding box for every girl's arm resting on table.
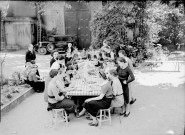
[52,88,65,101]
[56,80,74,92]
[85,93,105,103]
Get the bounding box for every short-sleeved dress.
[116,66,135,104]
[83,81,113,117]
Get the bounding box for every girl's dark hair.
[94,55,97,59]
[66,61,72,67]
[87,54,91,60]
[49,69,59,78]
[99,52,102,57]
[109,69,118,77]
[56,54,65,60]
[117,57,127,63]
[118,50,127,56]
[51,50,58,57]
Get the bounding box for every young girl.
[65,43,74,64]
[118,50,136,104]
[116,57,135,117]
[27,64,45,93]
[81,48,87,59]
[76,72,113,126]
[107,69,124,112]
[47,69,77,116]
[50,50,59,67]
[50,54,65,71]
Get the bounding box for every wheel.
[46,43,55,52]
[38,47,47,55]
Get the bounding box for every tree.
[90,1,148,59]
[145,1,185,51]
[144,1,171,44]
[0,1,9,50]
[0,1,9,19]
[158,11,185,49]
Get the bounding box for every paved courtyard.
[0,50,185,135]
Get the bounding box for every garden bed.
[1,84,34,117]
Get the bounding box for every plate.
[87,81,97,84]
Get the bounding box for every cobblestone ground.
[0,50,184,135]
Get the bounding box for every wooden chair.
[96,108,111,127]
[52,109,68,127]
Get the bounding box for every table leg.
[173,62,177,72]
[177,62,180,72]
[76,97,80,113]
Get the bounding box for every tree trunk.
[3,20,7,50]
[0,10,1,51]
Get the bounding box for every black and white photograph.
[0,0,185,135]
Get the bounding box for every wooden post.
[0,9,1,51]
[0,8,1,123]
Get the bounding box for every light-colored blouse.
[100,81,113,98]
[111,78,124,107]
[47,76,64,104]
[50,61,60,71]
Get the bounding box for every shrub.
[90,1,148,64]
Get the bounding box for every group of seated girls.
[23,62,45,93]
[24,44,45,93]
[47,53,135,127]
[84,49,136,118]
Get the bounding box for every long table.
[66,74,103,112]
[66,76,102,96]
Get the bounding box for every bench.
[145,60,185,72]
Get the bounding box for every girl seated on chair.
[47,69,77,116]
[76,71,113,126]
[27,64,45,93]
[107,69,124,112]
[50,50,59,67]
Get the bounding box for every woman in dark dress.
[118,50,136,104]
[25,44,40,76]
[50,50,59,67]
[116,57,135,117]
[76,73,113,126]
[25,44,36,64]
